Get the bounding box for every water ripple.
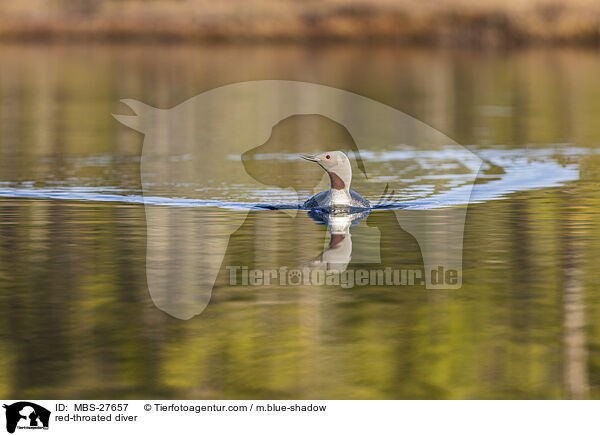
[0,147,583,211]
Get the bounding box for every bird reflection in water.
[306,209,369,272]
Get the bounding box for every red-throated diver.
[300,151,371,210]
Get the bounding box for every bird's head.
[300,151,352,190]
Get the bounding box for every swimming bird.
[300,151,370,211]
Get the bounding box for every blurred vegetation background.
[1,0,600,46]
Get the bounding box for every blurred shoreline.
[1,0,600,47]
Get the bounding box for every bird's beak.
[300,154,318,162]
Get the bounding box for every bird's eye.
[326,155,330,159]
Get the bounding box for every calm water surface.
[1,44,600,399]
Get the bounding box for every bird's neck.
[327,168,351,205]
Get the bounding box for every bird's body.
[300,151,370,211]
[302,189,370,211]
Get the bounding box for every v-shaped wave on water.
[0,147,581,211]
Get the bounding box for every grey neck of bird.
[327,163,352,202]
